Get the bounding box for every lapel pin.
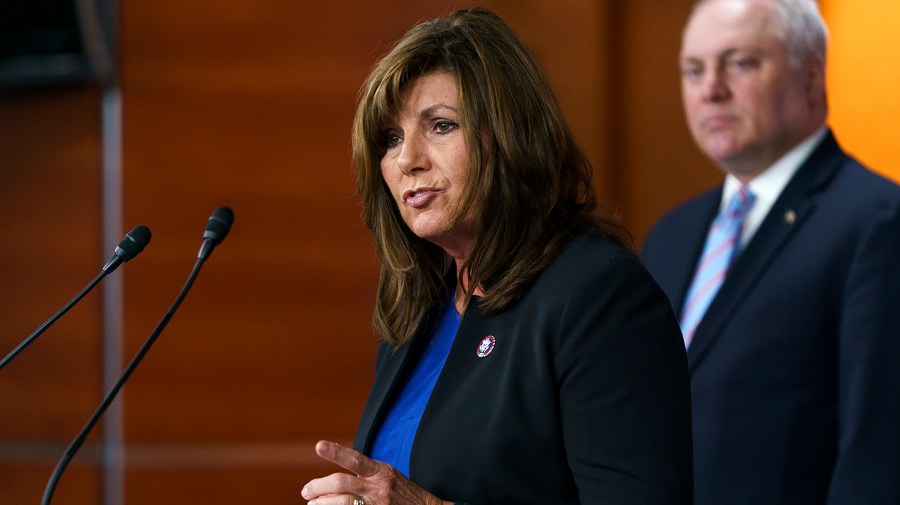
[783,209,796,225]
[476,335,495,358]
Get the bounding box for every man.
[642,0,900,504]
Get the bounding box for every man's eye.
[681,66,702,79]
[730,58,758,71]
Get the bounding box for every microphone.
[198,205,235,260]
[103,225,152,273]
[41,206,235,505]
[0,225,152,371]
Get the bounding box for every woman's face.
[380,71,474,258]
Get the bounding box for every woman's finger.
[301,472,358,500]
[314,440,381,478]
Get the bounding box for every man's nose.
[701,69,731,103]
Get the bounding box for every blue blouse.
[369,297,460,477]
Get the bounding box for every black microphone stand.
[0,271,106,371]
[41,255,205,505]
[0,225,151,371]
[41,207,231,505]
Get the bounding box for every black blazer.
[642,131,900,505]
[354,234,693,505]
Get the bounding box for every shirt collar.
[720,126,828,243]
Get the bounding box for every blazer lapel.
[687,131,844,370]
[353,330,422,453]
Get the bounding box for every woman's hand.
[301,440,450,505]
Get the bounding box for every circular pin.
[784,209,796,225]
[476,335,495,358]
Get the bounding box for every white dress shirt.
[720,126,828,247]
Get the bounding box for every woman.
[301,8,692,505]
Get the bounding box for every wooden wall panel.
[610,0,722,246]
[0,465,102,505]
[0,87,104,503]
[497,0,614,203]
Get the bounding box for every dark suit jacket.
[642,131,900,505]
[354,234,693,505]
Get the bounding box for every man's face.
[679,0,822,180]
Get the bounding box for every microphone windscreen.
[117,225,152,261]
[203,206,234,245]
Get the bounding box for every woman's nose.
[396,134,427,175]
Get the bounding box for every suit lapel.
[687,131,844,370]
[670,192,722,316]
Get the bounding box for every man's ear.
[804,56,827,107]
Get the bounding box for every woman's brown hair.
[353,8,629,347]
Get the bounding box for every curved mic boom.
[0,225,152,371]
[41,206,234,505]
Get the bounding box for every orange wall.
[822,0,900,183]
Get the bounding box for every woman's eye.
[433,120,458,134]
[384,132,401,148]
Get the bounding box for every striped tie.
[680,185,755,347]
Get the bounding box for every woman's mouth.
[403,188,438,208]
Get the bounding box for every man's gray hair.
[692,0,829,66]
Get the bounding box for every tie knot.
[723,185,755,220]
